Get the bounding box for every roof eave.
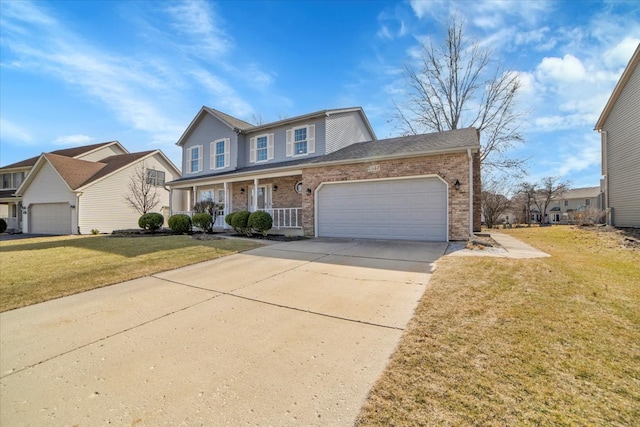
[595,43,640,130]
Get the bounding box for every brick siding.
[302,152,477,240]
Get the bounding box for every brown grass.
[0,235,261,312]
[356,226,639,426]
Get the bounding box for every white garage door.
[30,203,72,235]
[317,177,447,241]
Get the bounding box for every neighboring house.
[595,43,640,227]
[2,141,181,234]
[168,106,481,241]
[548,186,602,224]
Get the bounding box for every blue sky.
[1,0,639,188]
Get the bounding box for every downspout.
[164,184,172,216]
[75,192,83,234]
[467,149,474,238]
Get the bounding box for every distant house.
[1,141,181,234]
[548,186,602,224]
[168,106,481,241]
[595,43,640,227]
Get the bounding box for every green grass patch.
[0,235,261,312]
[356,226,640,426]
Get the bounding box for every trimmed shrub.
[0,218,6,233]
[230,210,251,236]
[138,213,164,232]
[225,212,236,227]
[192,212,213,233]
[248,211,273,236]
[168,214,192,234]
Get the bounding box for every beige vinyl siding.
[603,61,640,227]
[325,111,374,154]
[78,155,176,234]
[22,162,77,234]
[76,144,127,162]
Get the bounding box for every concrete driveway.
[0,238,446,426]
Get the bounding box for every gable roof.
[176,106,377,146]
[16,149,173,195]
[168,127,479,185]
[560,186,601,200]
[595,43,640,130]
[45,153,107,190]
[0,141,125,170]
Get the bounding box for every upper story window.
[187,145,202,174]
[585,199,590,206]
[211,139,230,170]
[1,172,24,189]
[294,128,307,155]
[564,200,568,207]
[286,124,315,157]
[250,133,274,163]
[146,169,165,187]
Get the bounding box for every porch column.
[223,181,229,229]
[192,185,197,211]
[253,178,259,212]
[168,188,173,216]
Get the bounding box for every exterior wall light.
[240,188,245,194]
[454,179,461,191]
[273,185,278,191]
[306,188,312,195]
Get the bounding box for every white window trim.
[210,138,230,170]
[286,125,315,158]
[187,145,203,174]
[250,133,274,163]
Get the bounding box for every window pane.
[216,154,224,168]
[216,141,225,154]
[295,141,307,155]
[294,128,306,142]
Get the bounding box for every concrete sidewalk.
[446,232,550,259]
[1,238,446,426]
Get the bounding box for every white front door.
[249,185,271,211]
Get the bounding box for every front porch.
[170,173,305,235]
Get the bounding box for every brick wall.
[302,152,476,240]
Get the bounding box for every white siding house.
[595,43,640,227]
[13,143,181,235]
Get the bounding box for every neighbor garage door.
[316,177,447,241]
[30,203,72,235]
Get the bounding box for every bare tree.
[531,177,569,224]
[515,182,538,226]
[394,14,525,175]
[124,162,161,215]
[481,177,512,228]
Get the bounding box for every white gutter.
[467,149,474,237]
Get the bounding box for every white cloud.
[53,134,94,146]
[0,118,34,143]
[604,37,640,68]
[190,69,253,118]
[164,0,231,57]
[537,54,587,83]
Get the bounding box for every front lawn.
[356,226,639,426]
[0,235,261,312]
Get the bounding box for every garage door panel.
[30,203,72,235]
[317,178,447,241]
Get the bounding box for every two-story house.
[168,106,481,241]
[548,186,602,224]
[595,43,640,227]
[1,141,181,235]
